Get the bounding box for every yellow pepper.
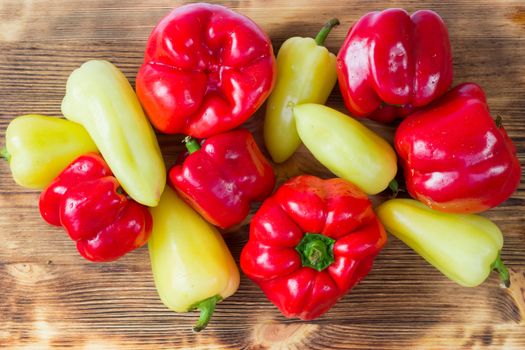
[148,187,240,332]
[294,103,397,194]
[376,198,510,287]
[264,19,339,163]
[2,115,97,188]
[61,60,165,207]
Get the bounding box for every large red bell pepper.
[336,9,453,123]
[169,129,275,229]
[240,175,387,320]
[39,153,152,262]
[395,83,521,213]
[136,3,276,138]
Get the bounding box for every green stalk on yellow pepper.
[294,103,397,194]
[61,60,165,207]
[2,115,97,188]
[264,19,339,163]
[376,198,510,287]
[148,187,240,332]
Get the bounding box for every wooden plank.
[0,0,524,348]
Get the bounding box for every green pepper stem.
[1,147,10,162]
[296,233,335,271]
[306,240,325,264]
[184,136,201,154]
[314,18,340,46]
[389,179,399,198]
[491,253,510,288]
[191,294,222,332]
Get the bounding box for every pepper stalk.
[1,147,10,162]
[296,233,335,271]
[315,18,340,46]
[491,253,510,288]
[184,136,201,154]
[190,295,222,332]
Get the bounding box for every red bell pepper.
[240,175,387,320]
[39,153,152,262]
[336,8,453,123]
[136,3,276,138]
[169,129,275,229]
[395,83,521,213]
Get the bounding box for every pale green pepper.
[264,19,339,163]
[294,103,397,194]
[2,115,98,188]
[61,60,165,207]
[376,198,510,287]
[149,187,240,332]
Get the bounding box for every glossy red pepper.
[336,8,453,122]
[240,175,387,320]
[136,3,276,138]
[169,129,275,229]
[395,83,521,213]
[39,153,152,262]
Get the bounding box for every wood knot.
[253,320,319,349]
[509,6,525,29]
[5,263,55,285]
[0,0,33,42]
[506,267,525,324]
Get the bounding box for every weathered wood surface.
[1,0,524,349]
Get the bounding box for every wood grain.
[1,0,524,349]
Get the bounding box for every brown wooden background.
[1,0,524,349]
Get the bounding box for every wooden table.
[1,1,524,349]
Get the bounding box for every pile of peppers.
[1,2,521,331]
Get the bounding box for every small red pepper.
[169,129,275,229]
[240,175,387,320]
[395,83,521,213]
[136,3,276,138]
[336,8,453,122]
[39,153,152,262]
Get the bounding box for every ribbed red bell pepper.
[336,8,453,123]
[136,3,276,138]
[169,129,275,229]
[395,83,521,213]
[240,175,387,320]
[39,153,152,262]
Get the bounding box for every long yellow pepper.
[264,19,339,163]
[148,187,240,332]
[294,103,397,194]
[377,199,510,287]
[2,115,97,188]
[61,60,165,207]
